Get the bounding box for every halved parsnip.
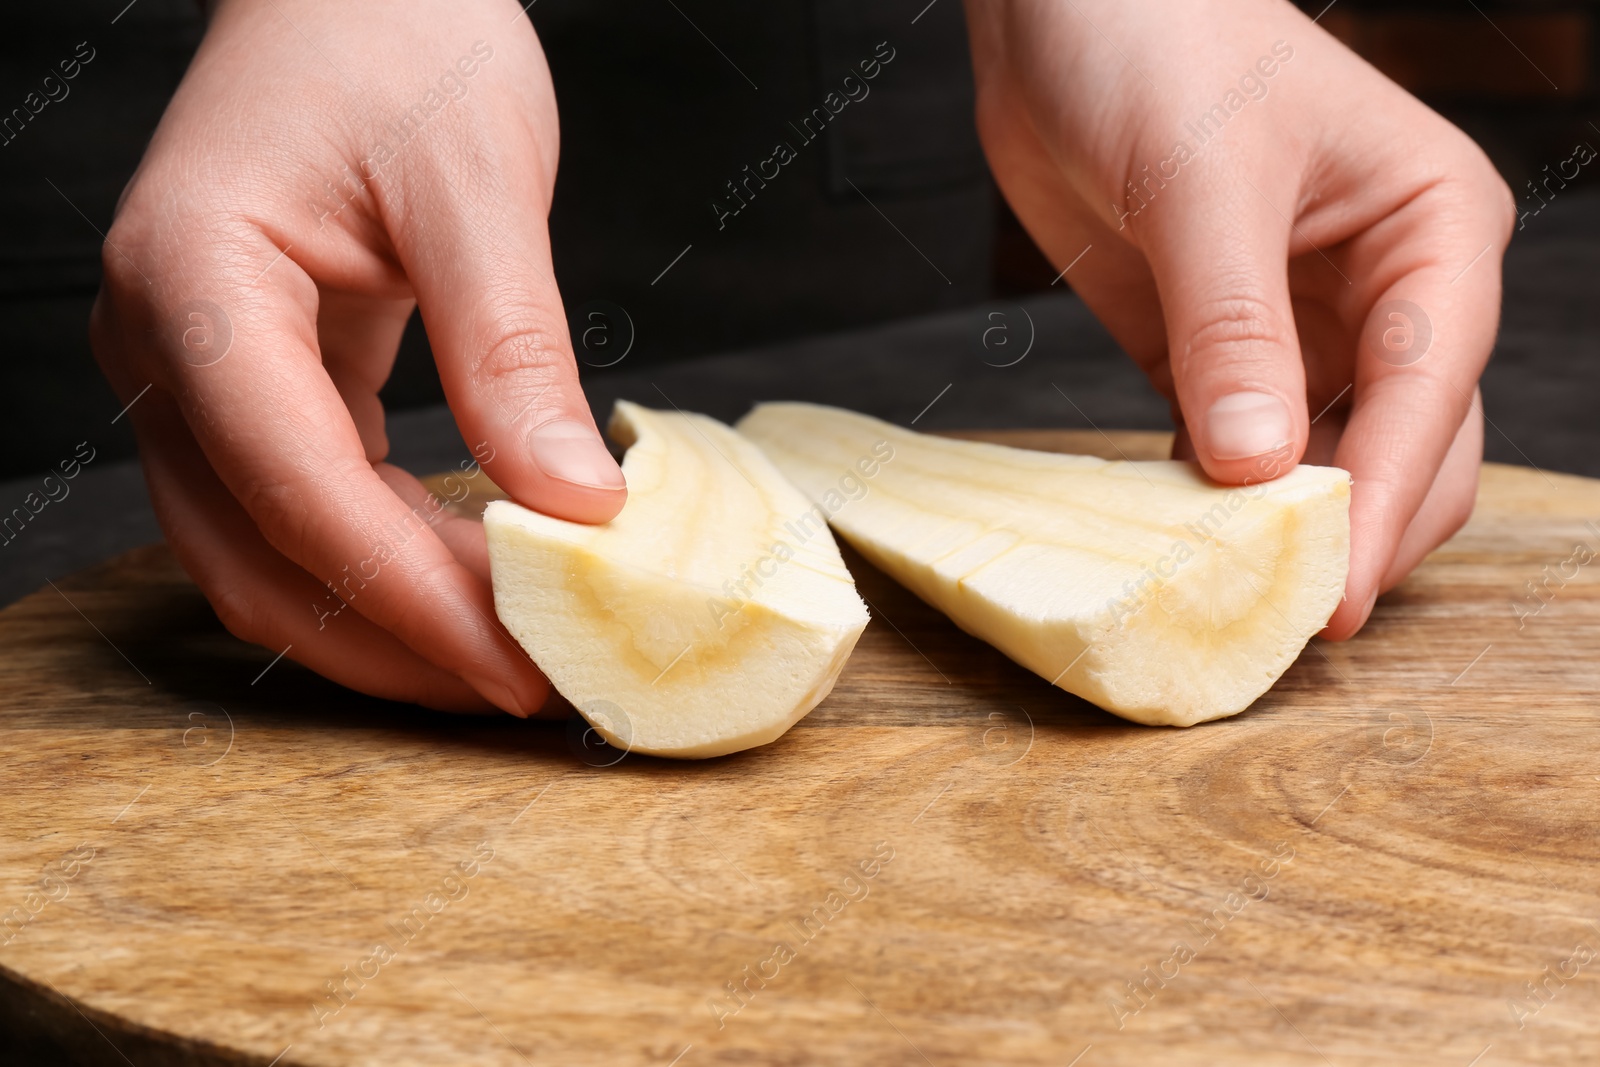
[737,403,1350,726]
[484,402,868,758]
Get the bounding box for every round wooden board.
[2,431,1598,1067]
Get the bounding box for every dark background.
[1,0,1597,485]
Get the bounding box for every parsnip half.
[484,402,868,758]
[737,403,1350,726]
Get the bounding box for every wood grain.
[1,431,1598,1066]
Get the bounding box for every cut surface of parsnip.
[737,403,1350,726]
[484,402,868,758]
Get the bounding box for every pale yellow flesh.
[737,403,1351,726]
[484,402,868,758]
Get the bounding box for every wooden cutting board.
[2,431,1598,1067]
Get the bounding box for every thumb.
[1143,184,1309,484]
[395,181,626,524]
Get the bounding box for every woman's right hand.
[91,0,624,715]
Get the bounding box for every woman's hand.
[966,0,1512,638]
[92,0,624,714]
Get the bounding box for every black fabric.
[0,0,994,480]
[528,0,993,370]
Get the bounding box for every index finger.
[1324,180,1510,638]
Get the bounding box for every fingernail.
[1205,391,1292,461]
[528,421,625,491]
[464,673,530,718]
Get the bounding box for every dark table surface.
[3,188,1598,610]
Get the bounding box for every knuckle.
[209,582,266,647]
[1492,174,1517,244]
[99,226,148,291]
[473,321,574,390]
[1435,142,1515,245]
[235,453,385,581]
[1184,294,1291,365]
[1441,488,1477,539]
[237,468,324,564]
